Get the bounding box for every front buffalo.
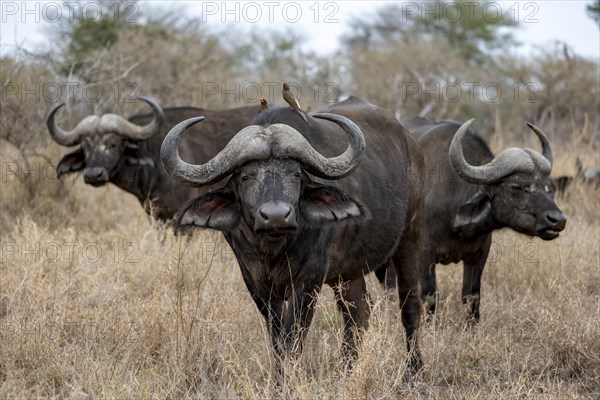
[161,97,425,376]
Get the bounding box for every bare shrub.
[499,43,600,143]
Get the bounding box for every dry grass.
[1,143,599,399]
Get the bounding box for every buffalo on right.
[401,116,567,322]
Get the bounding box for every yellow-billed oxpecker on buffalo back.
[282,82,308,122]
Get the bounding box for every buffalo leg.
[374,264,387,286]
[238,264,284,345]
[332,277,370,365]
[374,262,397,290]
[392,221,424,374]
[280,279,324,358]
[237,262,288,375]
[265,299,286,359]
[419,251,437,318]
[462,236,491,323]
[255,297,286,381]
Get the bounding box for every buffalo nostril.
[260,203,291,221]
[544,210,567,229]
[259,209,269,221]
[84,167,108,184]
[256,201,296,231]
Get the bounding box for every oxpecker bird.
[257,98,269,115]
[282,83,308,122]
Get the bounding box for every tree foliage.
[67,14,121,70]
[342,0,519,64]
[4,0,596,145]
[58,0,174,77]
[588,0,600,27]
[225,27,337,94]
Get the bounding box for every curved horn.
[448,119,492,184]
[161,117,272,187]
[450,119,553,185]
[46,102,99,146]
[277,113,366,179]
[526,123,553,167]
[161,113,366,188]
[99,96,164,140]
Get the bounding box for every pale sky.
[1,1,599,60]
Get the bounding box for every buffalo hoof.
[423,295,437,321]
[403,352,425,381]
[466,315,480,326]
[463,294,480,324]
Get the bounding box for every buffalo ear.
[124,142,155,167]
[57,148,85,177]
[452,188,491,234]
[177,186,240,231]
[300,181,367,225]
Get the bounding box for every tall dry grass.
[1,17,599,397]
[1,132,599,399]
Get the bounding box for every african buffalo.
[47,98,258,221]
[161,97,425,374]
[576,156,600,188]
[550,175,573,198]
[547,156,600,199]
[401,117,566,322]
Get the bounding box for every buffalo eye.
[510,184,523,191]
[293,172,301,178]
[104,138,118,149]
[241,175,251,182]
